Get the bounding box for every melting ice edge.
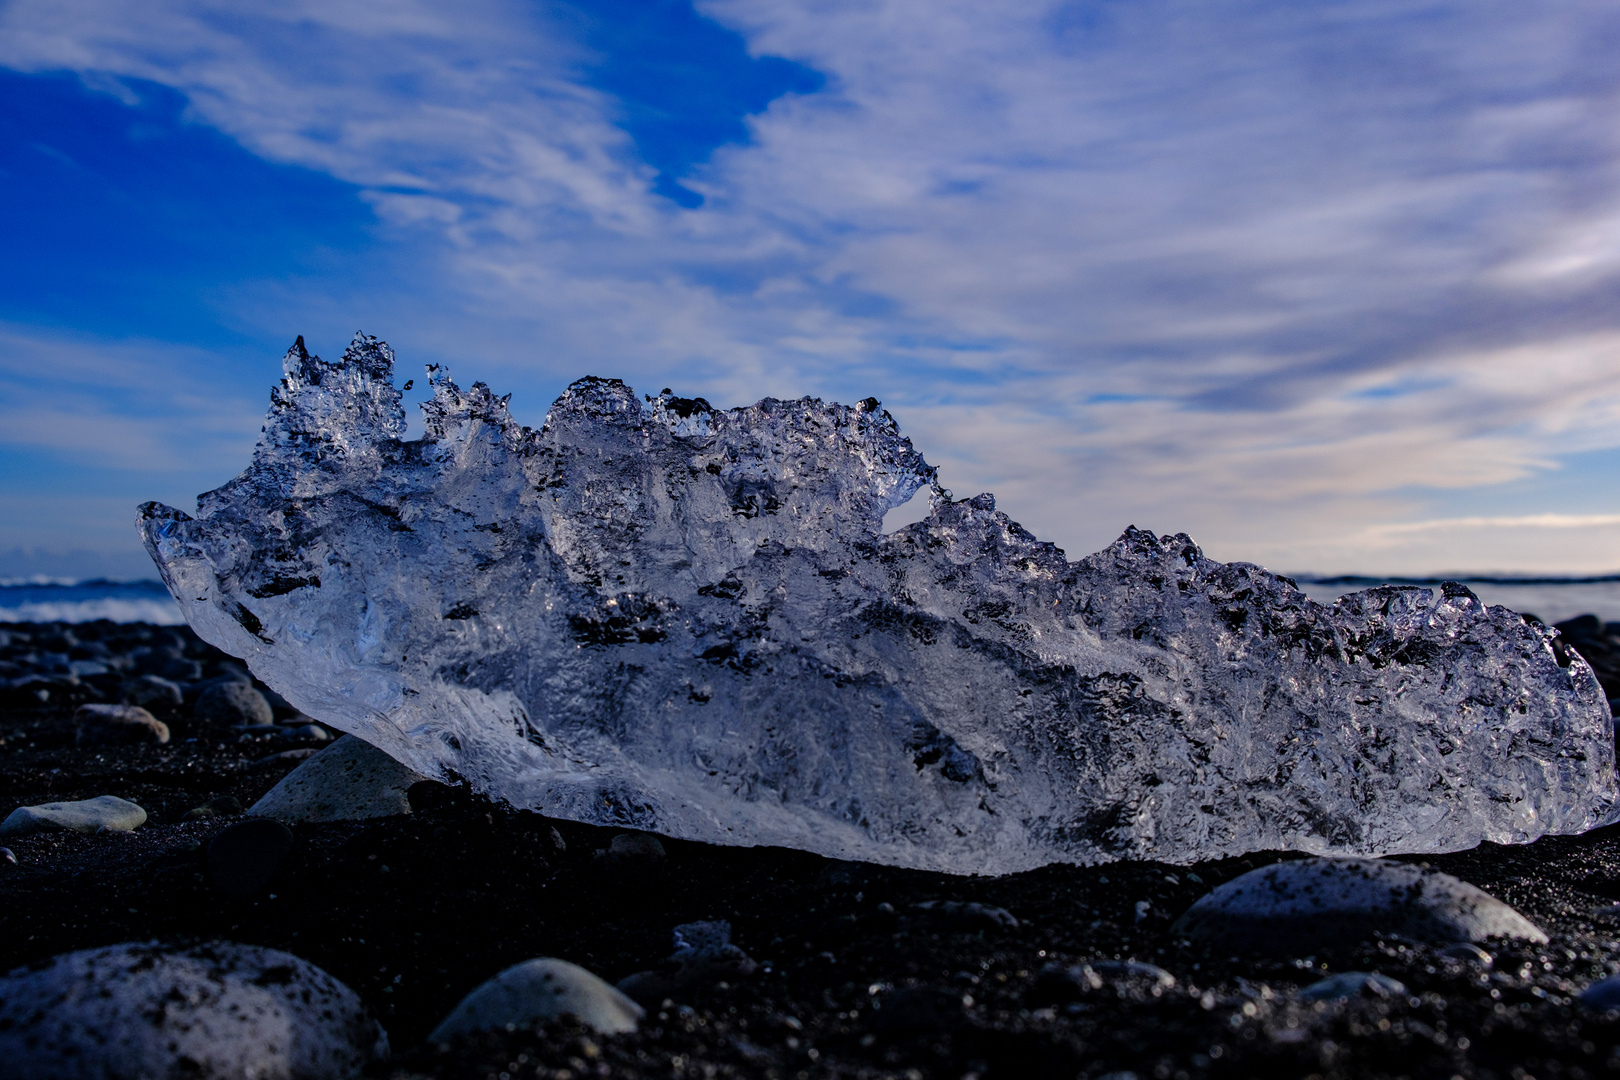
[139,334,1618,874]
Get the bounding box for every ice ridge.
[138,334,1619,873]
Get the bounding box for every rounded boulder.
[1172,857,1545,956]
[431,958,643,1041]
[0,940,388,1079]
[194,680,274,729]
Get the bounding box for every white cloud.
[3,0,1620,575]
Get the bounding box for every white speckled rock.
[0,795,147,836]
[1172,857,1546,956]
[431,958,643,1041]
[247,735,424,823]
[0,941,388,1080]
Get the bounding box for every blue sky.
[2,0,1619,579]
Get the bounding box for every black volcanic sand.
[8,623,1620,1079]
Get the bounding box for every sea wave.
[0,597,186,625]
[0,580,184,625]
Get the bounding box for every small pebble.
[0,940,387,1079]
[1298,971,1408,1002]
[0,847,15,868]
[74,703,170,745]
[207,817,296,901]
[123,673,184,709]
[194,680,274,729]
[431,958,643,1040]
[184,795,245,822]
[618,920,758,1005]
[0,795,147,837]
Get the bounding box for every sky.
[2,0,1619,581]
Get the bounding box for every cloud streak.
[3,0,1620,574]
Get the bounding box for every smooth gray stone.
[1172,857,1546,956]
[431,958,643,1040]
[194,680,274,728]
[0,795,147,836]
[74,703,170,745]
[124,673,184,709]
[247,734,425,823]
[1298,971,1408,1002]
[0,941,387,1079]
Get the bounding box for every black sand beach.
[7,618,1620,1079]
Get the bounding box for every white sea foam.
[0,598,185,625]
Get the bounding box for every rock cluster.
[0,621,335,746]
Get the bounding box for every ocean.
[2,574,1618,627]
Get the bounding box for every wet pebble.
[123,673,184,710]
[0,795,147,837]
[184,794,244,822]
[907,900,1019,932]
[74,703,170,745]
[207,817,295,901]
[0,847,15,868]
[618,920,758,1005]
[0,940,387,1080]
[1297,971,1408,1002]
[194,679,274,729]
[431,958,643,1041]
[1172,857,1545,956]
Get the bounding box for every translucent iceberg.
[138,334,1618,872]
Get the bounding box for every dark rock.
[1298,971,1408,1002]
[124,673,184,710]
[908,900,1020,932]
[407,779,454,811]
[195,680,274,729]
[74,703,170,745]
[1027,961,1173,1006]
[868,985,969,1036]
[1581,975,1620,1012]
[617,920,758,1005]
[0,940,387,1079]
[595,832,667,874]
[184,795,244,822]
[160,657,204,682]
[1171,857,1545,956]
[207,817,296,901]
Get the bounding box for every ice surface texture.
[139,335,1618,873]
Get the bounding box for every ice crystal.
[138,335,1618,872]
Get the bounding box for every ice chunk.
[137,334,1619,873]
